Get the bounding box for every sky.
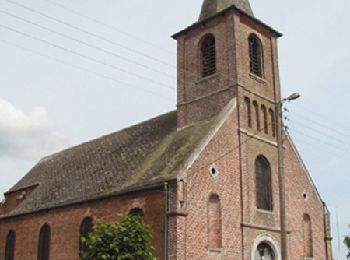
[0,0,349,258]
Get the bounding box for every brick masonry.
[0,3,332,260]
[0,190,165,260]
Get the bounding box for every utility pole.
[276,93,300,260]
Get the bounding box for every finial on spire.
[199,0,254,21]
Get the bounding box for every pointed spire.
[199,0,254,21]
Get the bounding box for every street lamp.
[276,93,300,260]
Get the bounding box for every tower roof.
[199,0,254,21]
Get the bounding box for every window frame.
[37,223,51,260]
[255,155,273,211]
[5,230,16,260]
[79,217,94,253]
[199,34,217,78]
[248,34,264,78]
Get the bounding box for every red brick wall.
[172,8,332,260]
[0,190,165,260]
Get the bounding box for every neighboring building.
[0,0,333,259]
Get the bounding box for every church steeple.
[199,0,254,21]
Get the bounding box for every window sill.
[195,73,218,84]
[249,73,267,85]
[208,247,223,253]
[256,209,274,215]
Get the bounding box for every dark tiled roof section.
[4,111,212,217]
[199,0,254,21]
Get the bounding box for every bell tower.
[173,0,282,130]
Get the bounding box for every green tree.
[345,224,350,259]
[80,215,156,260]
[345,235,350,259]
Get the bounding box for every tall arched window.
[303,214,313,258]
[261,105,268,134]
[269,109,276,137]
[208,194,222,248]
[255,156,273,211]
[253,101,260,131]
[128,208,144,218]
[200,34,216,77]
[5,230,16,260]
[37,224,51,260]
[249,34,263,77]
[245,97,252,128]
[79,217,94,253]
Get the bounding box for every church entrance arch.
[251,234,281,260]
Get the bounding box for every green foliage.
[80,215,156,260]
[345,225,350,259]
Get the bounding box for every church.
[0,0,333,259]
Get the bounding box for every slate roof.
[2,111,213,218]
[199,0,254,21]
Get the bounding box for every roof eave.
[172,5,282,39]
[0,179,176,220]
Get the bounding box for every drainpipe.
[163,182,169,260]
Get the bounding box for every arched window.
[79,217,94,253]
[5,230,16,260]
[208,194,222,248]
[253,101,260,131]
[254,242,275,260]
[200,34,216,77]
[269,109,276,137]
[37,224,51,260]
[255,156,273,211]
[128,208,144,218]
[249,34,263,77]
[245,97,252,128]
[261,105,268,134]
[303,214,313,258]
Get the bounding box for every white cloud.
[0,98,69,159]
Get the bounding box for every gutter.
[0,180,175,220]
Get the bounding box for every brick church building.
[0,0,333,259]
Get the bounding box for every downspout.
[164,182,169,260]
[236,92,245,260]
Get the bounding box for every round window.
[209,164,219,177]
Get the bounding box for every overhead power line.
[0,38,173,101]
[289,111,350,139]
[43,0,175,55]
[0,8,175,79]
[289,119,350,148]
[0,23,175,91]
[5,0,174,68]
[3,0,234,97]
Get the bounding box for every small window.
[79,217,94,253]
[37,224,51,260]
[253,101,260,131]
[245,97,252,128]
[261,105,268,134]
[255,155,273,211]
[269,109,276,137]
[249,34,263,77]
[209,164,219,177]
[208,194,222,249]
[200,34,216,77]
[128,208,144,218]
[5,230,16,260]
